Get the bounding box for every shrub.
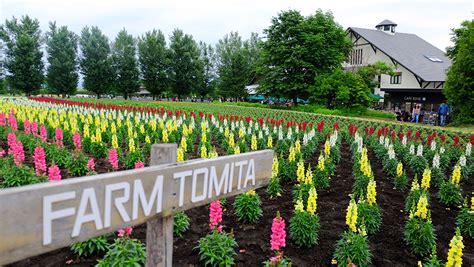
[334,231,372,267]
[438,182,463,207]
[357,201,382,235]
[66,153,89,177]
[267,176,282,198]
[1,161,44,188]
[174,211,190,238]
[233,190,263,224]
[352,174,370,199]
[71,236,108,257]
[394,172,408,191]
[96,236,146,267]
[404,217,436,257]
[196,231,237,266]
[289,211,320,247]
[455,200,473,239]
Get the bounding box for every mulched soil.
[8,140,474,267]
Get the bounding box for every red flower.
[453,136,460,146]
[440,135,446,142]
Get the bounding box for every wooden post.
[147,144,177,267]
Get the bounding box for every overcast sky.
[1,0,472,51]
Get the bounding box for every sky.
[1,0,472,51]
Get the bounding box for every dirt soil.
[8,140,474,267]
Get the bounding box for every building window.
[349,49,363,65]
[390,73,402,84]
[384,25,390,31]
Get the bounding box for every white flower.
[459,155,466,167]
[430,140,436,151]
[303,133,309,145]
[432,153,440,168]
[278,129,283,141]
[258,130,263,140]
[379,136,384,145]
[384,137,390,148]
[417,144,423,156]
[440,146,445,154]
[466,143,472,157]
[409,144,415,155]
[219,127,223,133]
[388,145,396,160]
[402,136,407,147]
[273,126,277,134]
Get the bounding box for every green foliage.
[431,167,445,188]
[45,144,69,168]
[456,201,474,239]
[409,155,428,177]
[405,187,425,212]
[357,201,382,235]
[90,142,107,159]
[438,181,463,206]
[97,237,146,267]
[124,150,144,169]
[263,254,292,267]
[356,61,395,90]
[45,22,78,96]
[292,183,312,205]
[334,231,372,267]
[0,15,44,95]
[423,246,441,267]
[198,41,217,99]
[289,211,320,247]
[66,153,89,177]
[196,231,237,267]
[137,29,169,99]
[267,176,282,198]
[352,173,370,199]
[1,161,44,188]
[404,217,436,257]
[444,20,474,124]
[79,26,114,98]
[258,9,351,104]
[112,29,140,99]
[173,211,190,238]
[394,172,408,191]
[233,191,263,224]
[313,168,330,189]
[168,29,203,98]
[71,236,108,257]
[279,159,296,182]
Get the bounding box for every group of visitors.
[394,102,450,126]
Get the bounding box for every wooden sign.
[0,145,273,265]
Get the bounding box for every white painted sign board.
[0,146,273,265]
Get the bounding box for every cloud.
[1,0,471,50]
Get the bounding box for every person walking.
[438,102,450,126]
[412,104,421,123]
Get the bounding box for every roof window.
[425,55,443,62]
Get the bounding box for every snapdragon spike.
[34,147,47,176]
[40,125,47,142]
[73,132,81,150]
[55,128,64,147]
[108,149,119,170]
[270,212,286,251]
[209,200,223,232]
[48,165,62,182]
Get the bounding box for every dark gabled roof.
[348,27,451,82]
[376,20,397,27]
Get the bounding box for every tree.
[355,61,395,90]
[79,26,114,98]
[45,22,79,97]
[138,29,169,100]
[0,15,44,95]
[198,41,217,100]
[444,20,474,124]
[112,29,140,99]
[310,68,371,108]
[216,32,257,99]
[168,29,202,99]
[258,9,351,104]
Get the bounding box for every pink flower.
[55,128,63,147]
[31,121,38,135]
[7,133,17,155]
[34,147,47,176]
[87,158,95,172]
[0,150,5,158]
[270,254,282,265]
[73,132,81,150]
[7,114,17,131]
[48,165,62,182]
[108,149,119,170]
[117,226,133,237]
[0,112,5,126]
[23,120,31,135]
[270,212,286,251]
[209,200,223,231]
[134,161,145,169]
[40,125,47,142]
[12,141,25,167]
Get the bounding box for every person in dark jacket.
[438,102,450,126]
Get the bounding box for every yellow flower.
[177,147,184,162]
[305,164,313,185]
[367,180,377,205]
[251,134,257,151]
[224,127,229,138]
[111,134,119,149]
[201,132,207,143]
[139,124,145,134]
[145,135,151,144]
[324,140,330,157]
[295,139,301,155]
[200,145,207,158]
[228,133,235,147]
[180,136,187,152]
[307,187,317,215]
[239,127,245,139]
[421,167,431,190]
[208,149,218,158]
[451,165,461,185]
[233,145,240,154]
[272,157,279,178]
[295,198,304,212]
[247,190,256,196]
[95,128,102,143]
[415,195,428,220]
[411,178,420,191]
[317,154,325,171]
[446,229,464,267]
[128,138,136,153]
[267,135,273,148]
[397,162,403,177]
[346,198,358,232]
[150,119,157,132]
[296,160,305,183]
[162,129,169,142]
[83,124,90,138]
[471,197,474,211]
[288,146,295,162]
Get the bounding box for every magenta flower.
[270,212,286,251]
[73,132,81,150]
[33,147,47,176]
[40,125,47,142]
[23,120,31,135]
[209,200,223,231]
[7,133,17,155]
[87,158,95,172]
[0,150,5,158]
[12,141,25,167]
[134,161,145,169]
[0,112,5,126]
[48,165,62,182]
[31,121,38,135]
[7,114,17,131]
[117,226,133,237]
[55,128,63,147]
[108,149,119,170]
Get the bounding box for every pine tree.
[112,29,140,99]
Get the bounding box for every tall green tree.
[258,9,351,104]
[355,61,395,90]
[46,22,79,97]
[168,29,202,99]
[112,29,140,99]
[216,32,257,99]
[444,20,474,124]
[138,29,169,100]
[0,15,44,95]
[0,41,6,94]
[198,41,217,100]
[79,26,114,98]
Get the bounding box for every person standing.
[438,102,450,126]
[412,104,421,123]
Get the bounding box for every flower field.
[1,97,473,266]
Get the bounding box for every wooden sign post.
[0,145,273,266]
